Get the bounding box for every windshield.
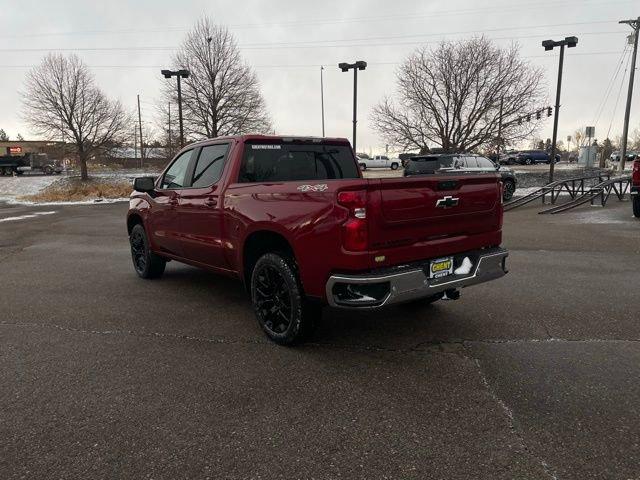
[239,142,359,182]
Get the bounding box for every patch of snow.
[0,175,61,198]
[0,211,57,223]
[1,197,129,206]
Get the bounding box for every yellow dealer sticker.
[429,257,454,279]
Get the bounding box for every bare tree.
[165,18,272,140]
[22,54,130,180]
[371,37,545,153]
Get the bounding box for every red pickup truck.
[632,159,640,217]
[127,135,508,344]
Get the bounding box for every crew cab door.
[151,149,195,257]
[175,143,231,270]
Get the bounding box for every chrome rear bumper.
[326,247,508,308]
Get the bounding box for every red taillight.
[337,190,368,251]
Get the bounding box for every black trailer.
[0,148,62,176]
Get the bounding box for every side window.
[452,157,465,169]
[465,157,479,168]
[191,144,229,188]
[476,157,496,169]
[161,150,193,189]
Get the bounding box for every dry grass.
[20,178,133,203]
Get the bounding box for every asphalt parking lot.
[1,199,639,479]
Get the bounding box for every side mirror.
[134,176,156,193]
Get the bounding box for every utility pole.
[137,94,144,168]
[320,66,325,137]
[134,126,137,162]
[168,102,172,158]
[496,97,504,161]
[619,17,640,172]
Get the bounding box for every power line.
[0,1,631,38]
[0,30,625,53]
[0,50,626,71]
[606,50,632,138]
[592,44,629,128]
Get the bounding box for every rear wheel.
[502,179,516,201]
[129,224,166,279]
[251,252,319,345]
[43,165,53,175]
[633,196,640,218]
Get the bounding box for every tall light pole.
[618,17,639,172]
[542,36,578,183]
[338,60,367,152]
[161,69,190,148]
[320,66,326,137]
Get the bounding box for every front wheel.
[633,196,640,218]
[390,162,399,170]
[359,163,367,171]
[502,180,516,202]
[43,165,53,175]
[525,158,533,165]
[129,224,166,279]
[251,252,319,345]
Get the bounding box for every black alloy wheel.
[251,252,319,345]
[129,224,166,279]
[253,264,293,335]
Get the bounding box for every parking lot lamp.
[338,61,367,152]
[161,69,190,148]
[542,36,578,183]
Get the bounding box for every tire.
[525,157,533,165]
[633,196,640,218]
[43,165,53,175]
[502,179,516,202]
[251,252,320,345]
[129,223,166,279]
[390,162,399,170]
[359,163,367,171]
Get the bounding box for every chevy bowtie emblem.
[436,196,460,208]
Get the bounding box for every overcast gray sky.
[0,0,638,154]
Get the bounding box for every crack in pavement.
[470,354,560,480]
[2,321,639,353]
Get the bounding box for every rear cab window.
[238,140,359,182]
[404,155,460,175]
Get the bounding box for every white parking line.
[0,211,57,223]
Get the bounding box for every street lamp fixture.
[338,60,367,152]
[541,36,578,183]
[160,69,190,148]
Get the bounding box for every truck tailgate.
[366,174,503,266]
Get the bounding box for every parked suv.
[128,136,508,345]
[515,150,561,165]
[404,153,517,201]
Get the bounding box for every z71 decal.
[297,184,329,192]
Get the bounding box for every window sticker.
[251,144,281,150]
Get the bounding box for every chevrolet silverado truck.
[127,135,508,345]
[632,158,640,218]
